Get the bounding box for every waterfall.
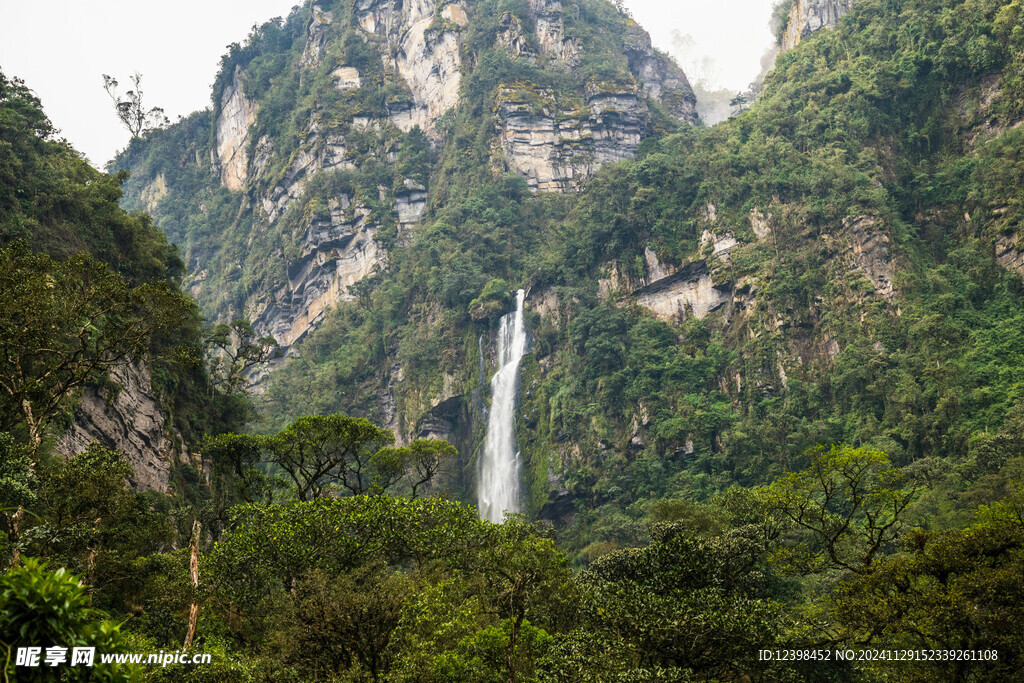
[478,289,527,523]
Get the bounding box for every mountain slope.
[116,0,695,356]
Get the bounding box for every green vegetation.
[3,0,1024,679]
[0,558,133,681]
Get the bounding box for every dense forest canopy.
[1,0,1023,679]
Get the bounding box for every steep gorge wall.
[56,364,187,492]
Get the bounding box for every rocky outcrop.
[497,12,536,61]
[252,196,383,348]
[332,66,362,91]
[846,216,895,301]
[701,229,739,262]
[526,0,580,64]
[622,22,698,124]
[56,363,181,492]
[395,179,428,229]
[303,5,335,67]
[599,246,734,322]
[495,85,647,192]
[356,0,465,132]
[492,7,696,193]
[139,173,167,214]
[216,67,258,192]
[216,66,259,192]
[996,233,1024,280]
[782,0,855,51]
[749,208,773,240]
[635,261,733,322]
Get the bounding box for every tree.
[31,445,172,591]
[373,438,458,499]
[205,319,278,395]
[761,445,918,575]
[832,517,1024,680]
[0,242,190,453]
[264,414,395,500]
[476,519,572,683]
[271,563,413,681]
[0,434,34,567]
[558,522,788,681]
[102,72,168,138]
[202,432,281,506]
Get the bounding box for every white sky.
[0,0,778,167]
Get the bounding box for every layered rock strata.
[57,364,182,492]
[495,86,648,192]
[251,196,382,349]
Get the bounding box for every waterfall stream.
[478,289,527,523]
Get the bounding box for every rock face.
[846,216,895,301]
[527,0,580,63]
[219,0,473,351]
[139,173,167,214]
[635,261,733,322]
[492,9,696,193]
[357,0,465,131]
[56,363,181,492]
[216,66,258,192]
[495,86,648,192]
[253,196,382,349]
[996,233,1024,280]
[622,22,698,123]
[782,0,855,51]
[395,179,428,229]
[599,246,735,322]
[303,5,335,67]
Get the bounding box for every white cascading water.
[478,289,527,523]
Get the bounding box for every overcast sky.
[0,0,778,167]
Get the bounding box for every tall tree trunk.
[183,520,201,650]
[8,508,24,567]
[22,399,42,456]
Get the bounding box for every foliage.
[4,0,1024,679]
[0,242,192,450]
[204,414,456,503]
[761,445,918,574]
[205,319,279,395]
[833,502,1024,680]
[0,558,133,681]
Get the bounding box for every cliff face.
[782,0,855,51]
[357,0,467,130]
[495,85,648,192]
[56,363,186,492]
[216,67,260,192]
[493,2,696,191]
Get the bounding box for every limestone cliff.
[357,0,467,131]
[216,66,259,192]
[56,363,185,492]
[781,0,855,51]
[494,85,648,192]
[251,195,383,348]
[493,2,697,192]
